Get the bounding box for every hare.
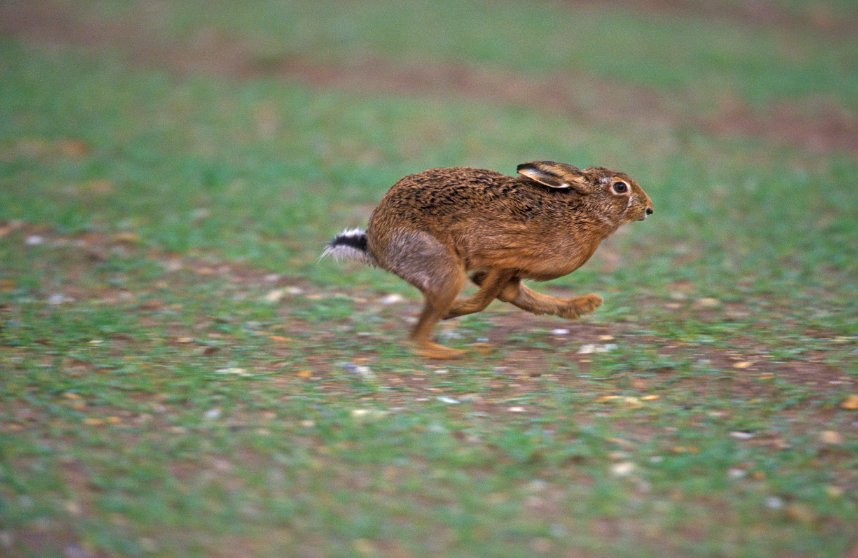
[323,161,653,359]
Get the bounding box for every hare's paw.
[412,341,466,360]
[557,294,603,319]
[576,293,603,314]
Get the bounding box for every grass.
[76,0,858,109]
[1,1,857,557]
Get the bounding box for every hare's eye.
[611,181,629,194]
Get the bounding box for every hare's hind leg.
[443,269,516,320]
[410,270,467,359]
[472,275,602,319]
[381,230,467,359]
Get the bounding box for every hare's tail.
[320,228,377,266]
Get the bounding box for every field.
[1,1,857,556]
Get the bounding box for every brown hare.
[323,161,653,359]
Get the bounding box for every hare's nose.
[645,207,653,216]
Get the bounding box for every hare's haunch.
[323,161,653,359]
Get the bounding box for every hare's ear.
[517,161,593,194]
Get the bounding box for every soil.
[564,0,858,37]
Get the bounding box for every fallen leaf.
[671,445,700,454]
[641,394,660,401]
[622,396,644,408]
[67,399,86,411]
[607,437,635,449]
[733,361,754,369]
[352,539,377,556]
[0,220,25,238]
[112,231,140,244]
[839,394,858,410]
[270,335,292,343]
[825,485,844,498]
[785,503,817,524]
[819,430,843,445]
[695,297,721,308]
[296,370,313,379]
[595,395,644,408]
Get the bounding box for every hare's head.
[517,161,653,225]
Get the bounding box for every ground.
[0,1,856,557]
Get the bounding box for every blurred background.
[1,1,856,557]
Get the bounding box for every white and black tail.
[321,228,376,266]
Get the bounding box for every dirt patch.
[704,99,858,157]
[2,1,857,157]
[564,0,858,37]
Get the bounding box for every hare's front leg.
[443,269,516,320]
[473,275,602,319]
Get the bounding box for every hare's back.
[376,167,519,218]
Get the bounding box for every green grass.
[1,1,857,557]
[79,0,858,110]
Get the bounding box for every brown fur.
[325,161,653,359]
